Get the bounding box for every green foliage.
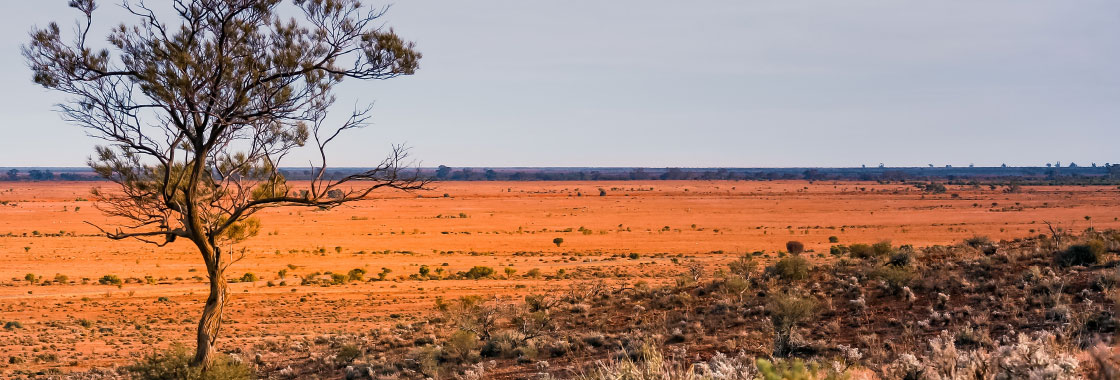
[1058,240,1106,267]
[99,274,122,286]
[768,293,818,357]
[848,244,874,259]
[24,273,38,284]
[464,266,495,279]
[872,241,894,257]
[445,330,479,362]
[772,256,810,282]
[124,344,253,380]
[330,273,348,285]
[757,358,849,380]
[337,345,361,364]
[553,237,564,247]
[871,266,915,293]
[728,254,757,277]
[526,268,542,278]
[238,273,257,283]
[828,236,839,243]
[347,268,366,281]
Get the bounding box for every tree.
[24,0,424,370]
[435,165,452,179]
[5,169,17,181]
[552,237,564,247]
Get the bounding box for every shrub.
[756,358,848,380]
[785,241,805,255]
[872,241,893,257]
[1058,240,1106,267]
[337,345,361,364]
[238,272,257,283]
[768,293,818,356]
[871,266,914,294]
[848,244,874,259]
[886,331,1077,380]
[552,237,564,247]
[99,275,123,286]
[330,273,348,285]
[727,254,757,278]
[347,268,366,281]
[628,252,641,260]
[445,330,479,362]
[4,321,23,330]
[965,235,992,248]
[887,251,913,267]
[828,236,839,243]
[526,268,542,279]
[464,266,496,279]
[772,256,810,282]
[124,344,253,380]
[53,273,69,284]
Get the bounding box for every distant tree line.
[3,164,1118,184]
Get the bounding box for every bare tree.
[24,0,425,370]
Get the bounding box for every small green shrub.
[464,266,495,279]
[727,254,757,277]
[828,236,839,243]
[757,358,849,380]
[99,275,123,286]
[1058,240,1106,267]
[872,241,894,257]
[848,244,874,259]
[772,256,810,282]
[330,273,348,285]
[871,266,915,294]
[238,273,257,283]
[768,293,818,356]
[347,268,366,281]
[337,345,361,364]
[124,344,253,380]
[445,330,479,362]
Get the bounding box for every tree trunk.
[193,267,228,370]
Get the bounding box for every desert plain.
[1,180,1118,375]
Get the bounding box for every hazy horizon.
[2,1,1118,168]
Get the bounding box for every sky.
[1,1,1119,168]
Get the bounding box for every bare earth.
[0,180,1118,375]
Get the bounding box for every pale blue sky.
[2,1,1118,168]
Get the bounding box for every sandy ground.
[0,180,1118,374]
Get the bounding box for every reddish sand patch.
[0,180,1117,374]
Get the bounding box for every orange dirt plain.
[1,180,1119,375]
